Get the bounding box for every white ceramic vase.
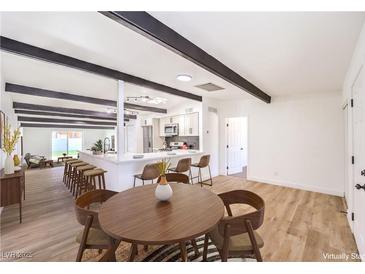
[155,183,173,201]
[4,154,15,175]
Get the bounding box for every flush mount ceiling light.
[176,74,192,82]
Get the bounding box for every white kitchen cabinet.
[183,112,199,136]
[172,115,185,136]
[141,118,153,126]
[159,113,199,137]
[159,117,170,136]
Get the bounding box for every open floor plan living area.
[1,3,365,273]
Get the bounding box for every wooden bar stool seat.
[191,155,213,187]
[68,161,88,193]
[63,159,81,184]
[64,158,77,163]
[84,168,107,191]
[75,165,96,198]
[133,163,160,187]
[167,158,193,183]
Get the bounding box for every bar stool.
[74,164,96,198]
[168,158,193,183]
[84,168,107,191]
[133,163,160,187]
[68,161,88,192]
[63,159,80,184]
[191,155,213,187]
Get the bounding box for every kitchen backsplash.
[165,136,200,150]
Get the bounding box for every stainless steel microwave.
[164,124,178,136]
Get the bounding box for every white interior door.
[226,117,247,175]
[353,66,365,260]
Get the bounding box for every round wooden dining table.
[99,183,224,261]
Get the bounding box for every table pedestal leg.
[180,242,187,262]
[128,243,138,262]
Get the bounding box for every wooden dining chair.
[157,173,190,184]
[74,189,118,262]
[203,190,265,262]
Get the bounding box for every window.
[52,131,82,159]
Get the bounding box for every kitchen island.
[78,150,204,191]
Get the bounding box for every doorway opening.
[226,116,248,178]
[51,131,82,160]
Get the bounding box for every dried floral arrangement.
[2,123,21,155]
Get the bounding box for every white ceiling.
[1,11,364,116]
[0,51,192,114]
[0,11,246,104]
[152,12,365,96]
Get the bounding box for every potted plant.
[155,158,173,201]
[1,123,21,174]
[91,139,103,155]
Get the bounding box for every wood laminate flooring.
[0,167,359,262]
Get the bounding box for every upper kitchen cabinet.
[172,115,185,135]
[159,116,170,137]
[183,112,199,136]
[159,112,199,137]
[141,118,153,126]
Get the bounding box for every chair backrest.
[24,153,31,166]
[217,190,265,237]
[175,158,192,172]
[141,163,160,180]
[75,189,117,229]
[158,173,190,184]
[198,155,210,168]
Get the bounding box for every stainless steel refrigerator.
[142,125,153,153]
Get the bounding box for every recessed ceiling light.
[176,74,192,82]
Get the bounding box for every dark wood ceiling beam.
[101,11,271,104]
[124,102,167,113]
[124,114,137,119]
[1,36,202,102]
[14,109,118,121]
[9,83,167,113]
[20,123,115,130]
[18,116,119,125]
[13,102,117,119]
[6,82,116,107]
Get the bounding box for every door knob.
[361,169,365,176]
[355,184,365,190]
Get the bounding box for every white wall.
[22,127,115,159]
[0,77,20,169]
[219,92,344,196]
[202,97,220,178]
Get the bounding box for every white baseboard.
[247,176,343,197]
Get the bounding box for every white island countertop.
[78,149,203,164]
[78,149,205,191]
